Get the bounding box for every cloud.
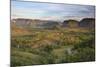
[11,0,95,20]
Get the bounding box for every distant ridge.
[11,18,95,29]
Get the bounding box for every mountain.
[62,19,79,28]
[11,18,33,27]
[79,18,95,28]
[62,18,95,29]
[11,18,60,29]
[11,18,95,29]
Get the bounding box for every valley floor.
[11,28,95,66]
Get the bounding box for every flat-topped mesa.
[11,18,60,29]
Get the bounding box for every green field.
[11,27,95,66]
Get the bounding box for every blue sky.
[11,0,95,21]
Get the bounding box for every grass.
[11,27,95,66]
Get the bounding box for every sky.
[11,0,95,21]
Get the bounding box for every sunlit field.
[11,26,95,66]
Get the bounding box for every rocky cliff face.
[11,18,60,29]
[11,18,95,29]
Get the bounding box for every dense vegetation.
[11,26,95,67]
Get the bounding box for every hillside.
[62,20,79,28]
[79,18,95,28]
